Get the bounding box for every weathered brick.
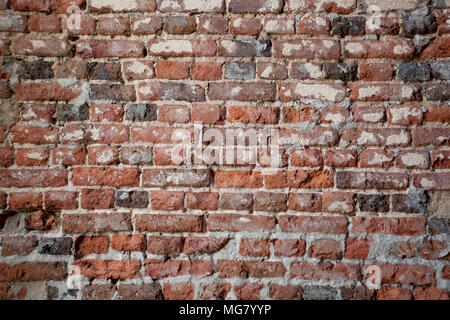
[207,214,275,232]
[148,39,216,57]
[352,217,426,236]
[274,39,340,59]
[163,16,196,34]
[136,214,204,233]
[63,212,132,233]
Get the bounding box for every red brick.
[352,217,426,236]
[143,169,210,187]
[343,40,414,59]
[214,171,262,188]
[359,149,394,168]
[185,192,218,210]
[298,16,330,35]
[0,262,66,282]
[73,260,141,280]
[240,239,270,257]
[230,17,262,35]
[368,264,436,286]
[75,236,109,257]
[257,62,288,80]
[234,283,263,300]
[438,13,450,34]
[290,149,322,167]
[349,82,420,101]
[425,104,450,122]
[20,103,55,122]
[52,147,85,165]
[285,0,356,13]
[192,104,225,124]
[28,15,61,33]
[353,106,385,123]
[345,238,371,259]
[88,146,119,165]
[91,0,155,12]
[269,284,302,300]
[146,259,213,278]
[63,212,132,233]
[421,37,450,58]
[183,237,229,255]
[274,40,340,59]
[136,214,204,233]
[265,170,334,189]
[359,62,393,81]
[77,40,144,58]
[91,104,123,122]
[227,106,279,124]
[207,214,275,232]
[263,17,295,34]
[14,82,81,101]
[308,239,343,259]
[320,107,350,124]
[254,192,287,212]
[63,15,96,35]
[44,191,78,210]
[229,0,282,13]
[197,16,228,34]
[366,16,399,35]
[164,283,194,300]
[16,147,50,166]
[279,216,348,234]
[377,287,412,300]
[413,172,450,190]
[323,192,354,214]
[291,262,360,280]
[418,240,449,260]
[414,288,449,300]
[387,104,423,125]
[396,150,429,169]
[12,0,51,12]
[279,82,345,102]
[111,235,146,252]
[137,82,204,102]
[73,167,139,187]
[208,82,276,102]
[274,239,306,257]
[98,17,130,35]
[281,128,338,146]
[12,37,70,56]
[151,190,184,211]
[83,284,115,300]
[1,236,38,256]
[148,236,183,257]
[288,193,322,212]
[0,146,14,167]
[342,128,411,146]
[9,192,42,210]
[158,104,190,124]
[412,128,450,146]
[81,188,115,209]
[325,150,358,167]
[148,39,216,57]
[156,60,189,79]
[0,169,67,188]
[432,150,450,169]
[191,62,222,80]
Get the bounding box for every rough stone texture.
[0,0,448,302]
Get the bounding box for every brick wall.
[0,0,449,300]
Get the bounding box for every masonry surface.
[0,0,449,300]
